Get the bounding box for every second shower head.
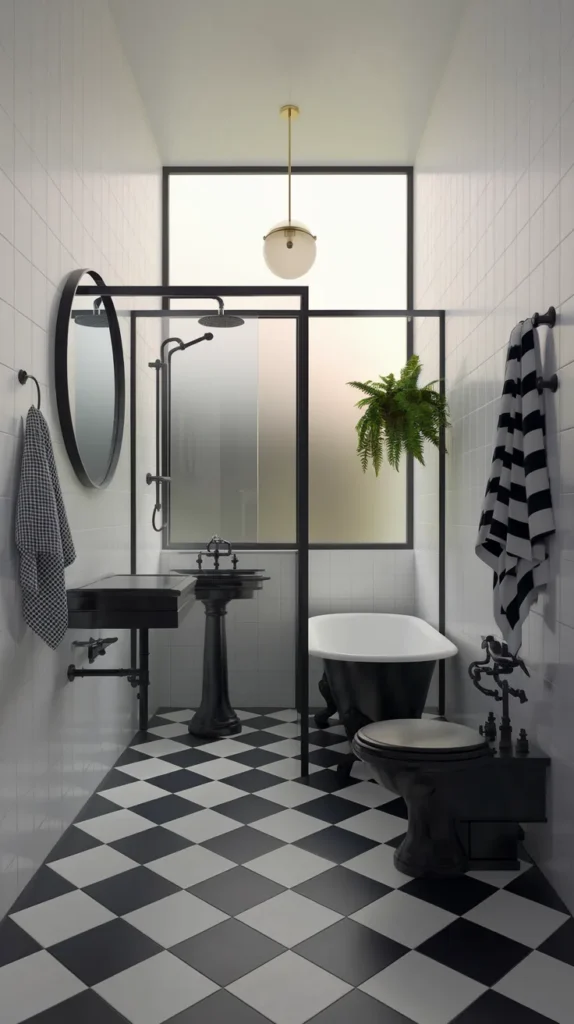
[198,311,244,329]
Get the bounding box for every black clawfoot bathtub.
[309,613,458,775]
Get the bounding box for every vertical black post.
[406,168,415,548]
[139,628,149,732]
[297,294,310,777]
[130,313,138,697]
[438,310,446,717]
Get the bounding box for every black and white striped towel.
[476,318,554,654]
[16,406,76,648]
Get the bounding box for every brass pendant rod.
[287,107,292,225]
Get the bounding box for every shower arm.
[147,333,214,533]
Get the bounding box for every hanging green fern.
[348,355,449,474]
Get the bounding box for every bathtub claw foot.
[315,674,338,728]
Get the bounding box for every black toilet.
[353,718,492,878]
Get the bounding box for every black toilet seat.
[355,719,489,762]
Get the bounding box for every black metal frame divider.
[77,282,446,775]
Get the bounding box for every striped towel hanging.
[476,318,555,654]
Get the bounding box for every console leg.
[138,628,149,732]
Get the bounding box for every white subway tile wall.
[154,550,416,709]
[415,0,574,910]
[0,0,161,918]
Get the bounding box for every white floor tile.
[199,738,254,757]
[329,741,352,754]
[157,710,193,723]
[0,950,86,1024]
[164,809,242,843]
[131,739,190,757]
[228,951,351,1024]
[48,846,137,888]
[361,950,486,1024]
[465,860,532,889]
[494,951,574,1024]
[264,739,319,758]
[338,808,407,843]
[125,891,228,947]
[265,723,301,738]
[333,781,393,808]
[75,809,155,843]
[352,890,455,948]
[268,710,299,722]
[262,782,324,808]
[246,845,332,888]
[95,951,218,1024]
[148,723,190,739]
[260,759,321,780]
[238,891,341,947]
[189,758,250,780]
[235,710,259,720]
[464,888,569,947]
[11,891,115,947]
[98,780,168,808]
[345,844,410,888]
[116,759,181,782]
[148,845,235,888]
[349,761,377,782]
[251,809,329,843]
[178,781,247,807]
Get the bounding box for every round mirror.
[55,269,125,488]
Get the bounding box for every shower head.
[74,298,109,328]
[198,312,244,329]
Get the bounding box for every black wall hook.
[532,306,556,329]
[17,369,41,409]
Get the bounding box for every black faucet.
[468,636,529,753]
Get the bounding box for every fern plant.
[348,355,449,474]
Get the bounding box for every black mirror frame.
[55,269,125,489]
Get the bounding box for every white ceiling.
[110,0,465,165]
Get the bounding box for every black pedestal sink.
[174,562,269,739]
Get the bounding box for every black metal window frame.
[161,165,415,551]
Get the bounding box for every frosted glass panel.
[169,174,407,309]
[310,318,408,544]
[169,317,296,545]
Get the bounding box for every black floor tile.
[160,748,218,769]
[0,917,41,968]
[304,770,358,794]
[505,865,571,913]
[201,825,284,864]
[135,794,201,824]
[538,917,574,967]
[216,794,281,824]
[308,989,414,1024]
[401,875,497,915]
[238,731,283,748]
[294,865,392,916]
[150,769,209,793]
[110,826,193,864]
[189,865,285,916]
[228,748,284,768]
[45,826,102,861]
[452,990,558,1023]
[418,917,530,986]
[98,768,133,792]
[73,794,118,822]
[299,795,364,824]
[50,918,161,986]
[164,989,272,1023]
[23,988,130,1023]
[114,746,151,767]
[172,732,214,748]
[308,730,348,748]
[172,917,285,985]
[245,716,286,729]
[294,825,378,864]
[84,864,180,915]
[228,769,283,793]
[296,917,408,986]
[381,797,408,819]
[10,866,75,913]
[385,832,407,849]
[300,748,347,768]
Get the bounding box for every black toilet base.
[392,771,469,878]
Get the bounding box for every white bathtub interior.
[309,612,458,663]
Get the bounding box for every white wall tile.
[416,0,574,912]
[0,0,161,918]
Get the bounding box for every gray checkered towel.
[16,406,76,648]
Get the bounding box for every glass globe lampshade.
[263,219,317,280]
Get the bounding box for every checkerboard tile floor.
[2,708,573,1024]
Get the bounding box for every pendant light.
[263,105,317,279]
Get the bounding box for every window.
[166,169,411,546]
